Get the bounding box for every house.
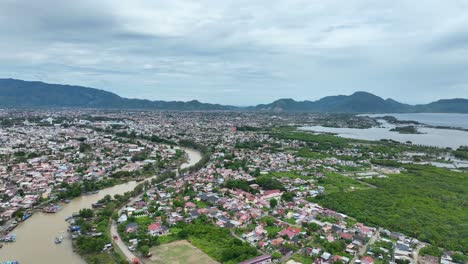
[117,214,128,223]
[125,222,138,233]
[147,222,168,236]
[361,256,374,264]
[262,189,283,200]
[271,238,284,246]
[278,226,301,239]
[185,202,196,208]
[321,252,331,261]
[340,233,353,240]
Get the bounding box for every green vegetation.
[178,220,259,264]
[452,253,468,264]
[419,245,443,258]
[148,240,218,264]
[296,148,328,159]
[256,176,285,190]
[224,179,258,194]
[316,172,368,194]
[235,141,264,149]
[73,183,148,263]
[453,146,468,160]
[56,179,118,199]
[315,165,468,252]
[390,126,420,134]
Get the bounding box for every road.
[351,228,382,263]
[413,243,426,264]
[109,147,202,263]
[110,190,146,263]
[110,221,138,262]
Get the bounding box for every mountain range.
[1,78,468,113]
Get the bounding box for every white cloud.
[0,0,467,105]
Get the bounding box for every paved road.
[110,220,139,263]
[110,191,149,263]
[351,228,382,263]
[109,148,201,263]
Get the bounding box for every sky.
[1,0,468,105]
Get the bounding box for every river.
[1,147,202,264]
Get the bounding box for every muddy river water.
[1,147,202,263]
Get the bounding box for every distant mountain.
[1,78,467,113]
[0,79,236,110]
[255,92,415,113]
[414,99,468,113]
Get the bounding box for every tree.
[139,245,150,257]
[282,191,295,202]
[270,199,278,209]
[79,208,94,218]
[271,252,282,259]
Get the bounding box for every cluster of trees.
[224,179,258,194]
[79,143,92,152]
[74,185,149,263]
[56,179,117,199]
[453,146,468,160]
[390,125,420,134]
[223,158,249,171]
[256,176,285,191]
[315,165,468,253]
[177,220,259,264]
[419,245,443,258]
[115,130,176,145]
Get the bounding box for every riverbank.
[108,147,203,263]
[0,147,201,264]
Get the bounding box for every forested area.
[315,165,468,252]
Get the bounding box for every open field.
[148,240,219,264]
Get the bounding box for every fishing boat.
[54,236,63,244]
[42,204,61,213]
[19,213,31,222]
[0,234,16,242]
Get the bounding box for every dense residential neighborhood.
[0,110,467,264]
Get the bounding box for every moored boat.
[19,213,32,222]
[54,236,63,244]
[0,234,17,242]
[42,204,61,213]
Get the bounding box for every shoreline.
[0,146,201,264]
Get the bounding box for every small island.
[390,125,421,134]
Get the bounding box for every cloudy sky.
[1,0,468,105]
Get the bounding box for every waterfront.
[0,148,202,264]
[363,113,468,129]
[300,123,468,149]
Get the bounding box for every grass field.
[148,240,219,264]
